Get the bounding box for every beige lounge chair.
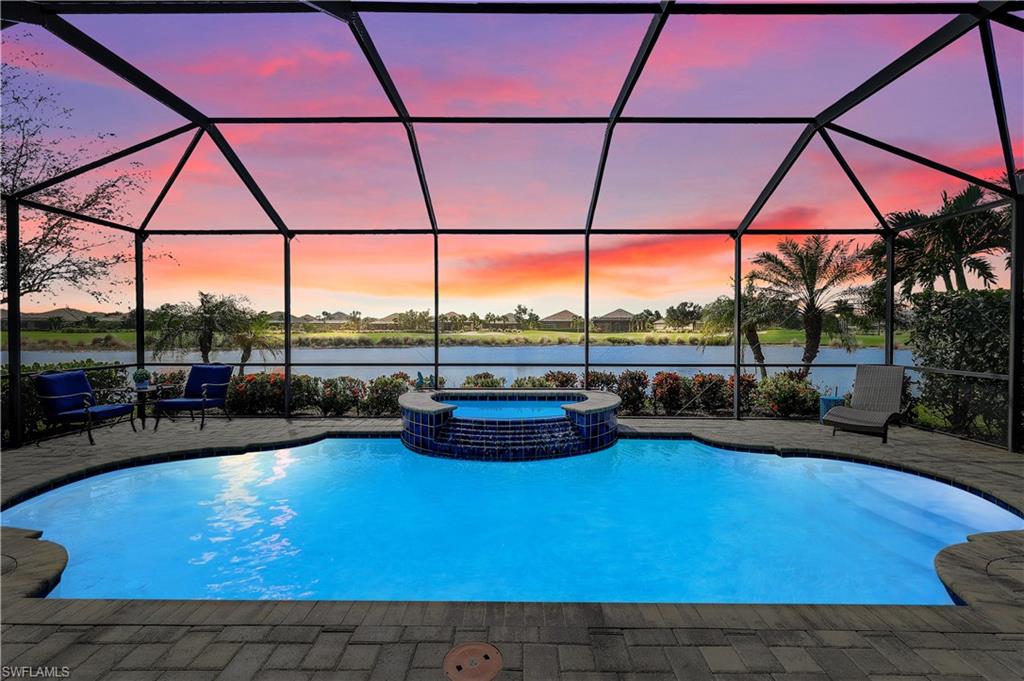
[823,365,905,444]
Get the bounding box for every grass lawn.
[7,327,910,350]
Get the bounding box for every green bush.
[909,290,1009,443]
[511,375,555,388]
[152,368,188,397]
[362,375,408,416]
[225,371,319,415]
[543,370,579,388]
[462,372,506,388]
[2,360,129,443]
[652,371,691,414]
[751,373,820,417]
[586,371,618,392]
[321,376,366,416]
[691,372,731,413]
[728,373,757,414]
[616,370,649,414]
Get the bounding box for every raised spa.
[4,438,1021,603]
[399,390,621,460]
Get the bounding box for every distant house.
[539,309,582,331]
[321,312,351,326]
[492,313,518,330]
[267,312,317,326]
[368,313,401,331]
[653,319,668,332]
[439,311,465,331]
[594,308,635,333]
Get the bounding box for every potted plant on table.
[132,368,152,390]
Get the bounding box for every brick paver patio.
[2,417,1022,681]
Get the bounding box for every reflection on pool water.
[443,399,568,420]
[3,437,1021,603]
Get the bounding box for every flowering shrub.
[616,370,649,414]
[586,371,618,392]
[751,373,820,417]
[228,372,287,414]
[226,372,318,415]
[543,370,579,388]
[511,375,555,388]
[691,372,730,413]
[152,368,188,398]
[727,373,757,414]
[652,371,690,414]
[321,376,367,416]
[361,375,408,416]
[462,372,506,388]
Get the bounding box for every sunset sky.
[3,8,1019,316]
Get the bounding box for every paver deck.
[2,416,1022,681]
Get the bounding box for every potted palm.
[132,368,152,390]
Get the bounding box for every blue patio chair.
[153,364,233,431]
[33,370,136,445]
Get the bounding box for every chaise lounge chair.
[823,364,905,444]
[153,364,233,431]
[34,370,137,445]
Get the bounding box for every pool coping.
[398,389,621,416]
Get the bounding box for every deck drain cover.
[443,642,503,681]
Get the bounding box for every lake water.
[5,345,915,395]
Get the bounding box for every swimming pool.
[3,437,1020,603]
[444,399,568,419]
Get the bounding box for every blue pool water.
[3,438,1021,603]
[444,399,567,419]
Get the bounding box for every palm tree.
[699,278,789,378]
[150,292,251,363]
[860,184,1009,297]
[349,310,362,332]
[232,312,279,376]
[751,235,862,369]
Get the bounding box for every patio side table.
[819,395,845,423]
[135,386,157,429]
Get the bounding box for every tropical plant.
[586,371,618,392]
[750,235,862,369]
[231,312,279,375]
[543,370,579,388]
[511,375,555,388]
[728,373,757,414]
[362,375,408,416]
[150,292,252,363]
[321,376,366,416]
[860,185,1009,298]
[691,372,731,413]
[909,289,1009,442]
[699,278,790,378]
[664,301,703,329]
[750,372,821,417]
[616,370,649,414]
[652,371,691,414]
[462,372,506,388]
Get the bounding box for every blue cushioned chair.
[34,370,136,445]
[153,364,233,431]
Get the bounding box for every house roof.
[597,308,635,320]
[370,313,401,323]
[1,307,124,322]
[541,309,580,322]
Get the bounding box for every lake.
[6,345,916,395]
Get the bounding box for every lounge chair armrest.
[200,382,231,397]
[37,391,93,400]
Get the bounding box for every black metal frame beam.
[818,128,889,230]
[3,0,1020,451]
[17,2,1020,15]
[11,124,197,200]
[139,128,205,230]
[826,123,1014,198]
[581,1,672,386]
[5,199,23,448]
[979,19,1020,193]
